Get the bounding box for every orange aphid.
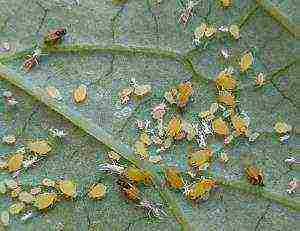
[117,178,140,201]
[245,166,264,186]
[167,117,182,138]
[177,82,193,108]
[164,167,184,189]
[231,115,248,136]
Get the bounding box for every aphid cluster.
[99,162,166,218]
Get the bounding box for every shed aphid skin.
[183,179,216,201]
[178,1,199,27]
[245,166,264,186]
[138,199,167,219]
[22,48,42,71]
[44,28,67,45]
[98,163,125,175]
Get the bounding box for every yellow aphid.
[217,94,236,106]
[240,52,253,72]
[184,179,216,200]
[134,84,151,96]
[220,0,231,7]
[212,117,230,136]
[188,148,213,171]
[88,183,107,200]
[134,140,149,160]
[73,84,88,103]
[9,202,25,215]
[231,115,248,136]
[8,153,23,172]
[125,167,153,185]
[27,140,51,155]
[177,82,193,108]
[58,180,77,198]
[215,70,237,91]
[274,122,292,134]
[167,117,182,138]
[194,23,207,39]
[204,26,216,38]
[140,132,152,146]
[229,24,240,39]
[164,167,184,189]
[34,192,57,210]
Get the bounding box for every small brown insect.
[245,166,264,186]
[44,28,67,45]
[117,178,140,202]
[22,48,41,71]
[164,167,184,189]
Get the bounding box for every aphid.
[187,147,213,171]
[138,199,167,218]
[184,179,216,201]
[245,166,264,186]
[255,73,266,87]
[123,167,153,185]
[44,28,67,45]
[178,1,198,27]
[164,167,184,189]
[117,178,140,202]
[22,48,41,71]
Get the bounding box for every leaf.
[167,117,182,137]
[7,153,23,172]
[212,118,229,136]
[134,140,148,160]
[9,202,25,215]
[1,210,9,226]
[73,84,87,103]
[27,140,51,155]
[229,24,240,39]
[88,183,107,200]
[58,180,77,197]
[240,52,253,72]
[34,193,57,210]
